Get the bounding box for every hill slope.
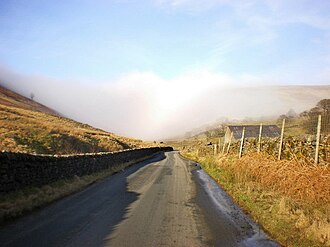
[0,85,145,154]
[0,85,60,116]
[173,89,330,141]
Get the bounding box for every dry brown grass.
[0,84,152,154]
[0,104,147,154]
[182,151,330,246]
[222,154,330,246]
[226,153,330,206]
[0,85,59,116]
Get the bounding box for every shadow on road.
[0,152,167,247]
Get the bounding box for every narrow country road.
[0,151,279,247]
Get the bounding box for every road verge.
[181,151,330,247]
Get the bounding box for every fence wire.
[186,113,330,165]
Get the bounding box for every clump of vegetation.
[277,99,330,136]
[183,151,330,247]
[302,99,330,135]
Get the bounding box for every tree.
[286,109,297,118]
[299,111,309,117]
[308,106,322,117]
[303,99,330,134]
[278,114,286,120]
[316,99,330,114]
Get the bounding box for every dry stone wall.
[0,147,173,193]
[225,137,329,163]
[190,136,329,164]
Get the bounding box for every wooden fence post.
[258,123,263,153]
[278,118,285,160]
[239,127,245,158]
[222,138,226,155]
[315,115,322,164]
[227,132,233,154]
[214,144,217,156]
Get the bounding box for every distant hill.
[0,85,60,116]
[163,85,330,141]
[0,84,145,154]
[172,85,330,140]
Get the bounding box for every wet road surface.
[0,151,279,247]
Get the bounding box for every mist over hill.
[0,84,145,154]
[1,66,329,140]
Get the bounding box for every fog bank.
[1,66,329,140]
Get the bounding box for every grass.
[182,151,330,247]
[0,104,148,154]
[0,154,158,223]
[0,85,152,154]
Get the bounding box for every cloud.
[0,65,328,140]
[155,0,330,31]
[155,0,330,78]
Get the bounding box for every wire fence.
[187,113,330,165]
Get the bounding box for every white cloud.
[156,0,330,30]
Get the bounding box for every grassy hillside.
[0,85,60,116]
[0,85,145,154]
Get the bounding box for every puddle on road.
[194,166,280,247]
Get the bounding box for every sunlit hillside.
[0,85,146,154]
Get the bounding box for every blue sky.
[1,0,330,139]
[1,0,330,82]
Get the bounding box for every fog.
[1,65,328,140]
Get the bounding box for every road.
[0,151,279,247]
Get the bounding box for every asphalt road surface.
[0,151,279,247]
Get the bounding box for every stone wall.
[225,137,329,163]
[0,147,173,193]
[191,136,329,164]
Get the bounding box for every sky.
[0,0,330,139]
